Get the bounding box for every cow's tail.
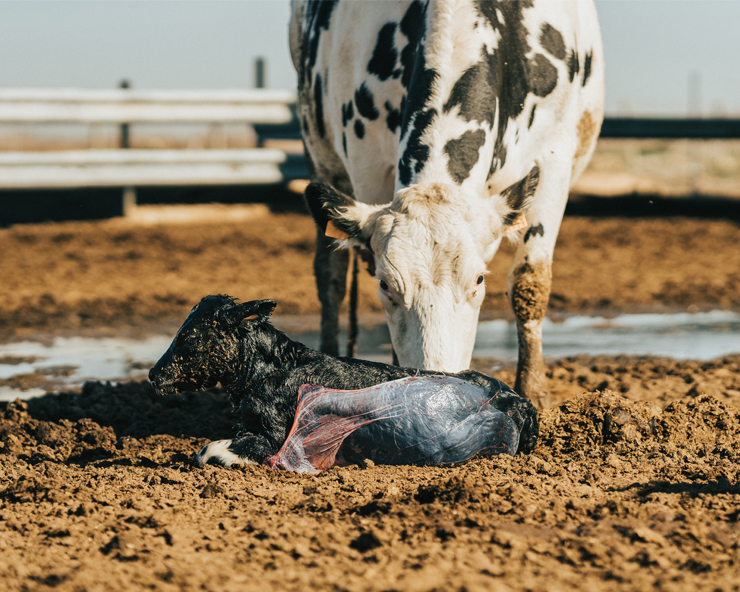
[347,248,359,358]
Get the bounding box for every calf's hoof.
[194,439,257,468]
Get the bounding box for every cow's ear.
[500,165,540,228]
[220,299,276,330]
[304,183,381,249]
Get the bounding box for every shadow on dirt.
[622,479,740,497]
[0,184,309,227]
[567,193,740,222]
[24,380,237,441]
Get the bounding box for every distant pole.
[118,79,135,216]
[255,57,266,89]
[688,70,702,117]
[687,70,702,195]
[119,79,131,148]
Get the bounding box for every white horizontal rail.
[0,149,291,188]
[0,88,296,123]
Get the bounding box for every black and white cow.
[290,0,604,409]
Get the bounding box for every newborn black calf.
[149,295,538,467]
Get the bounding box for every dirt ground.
[2,202,740,338]
[1,203,740,591]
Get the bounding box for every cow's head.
[149,295,277,396]
[305,170,538,372]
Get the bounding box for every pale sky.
[0,0,738,116]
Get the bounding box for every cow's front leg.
[314,228,350,356]
[506,164,571,410]
[508,256,552,410]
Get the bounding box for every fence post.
[119,79,131,149]
[254,58,266,147]
[119,79,136,216]
[255,57,266,89]
[687,70,703,194]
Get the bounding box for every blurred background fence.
[1,73,739,224]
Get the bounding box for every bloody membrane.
[264,375,520,473]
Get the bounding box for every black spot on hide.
[529,54,558,97]
[501,165,540,212]
[444,129,486,184]
[355,83,380,121]
[301,0,338,86]
[567,50,580,82]
[539,23,566,61]
[443,49,498,127]
[398,108,435,186]
[342,100,354,127]
[354,119,365,139]
[368,23,398,81]
[394,1,437,184]
[474,0,534,175]
[342,132,347,156]
[399,0,427,89]
[524,223,544,243]
[385,101,402,133]
[314,73,325,138]
[399,2,436,142]
[582,51,593,86]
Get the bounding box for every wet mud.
[1,207,739,590]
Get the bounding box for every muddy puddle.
[1,311,739,401]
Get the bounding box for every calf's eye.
[379,279,389,292]
[476,275,484,285]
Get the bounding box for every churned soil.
[1,375,738,592]
[1,204,740,591]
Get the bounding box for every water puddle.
[1,311,738,401]
[0,335,173,402]
[474,310,740,361]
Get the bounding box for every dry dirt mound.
[540,391,740,458]
[1,384,739,591]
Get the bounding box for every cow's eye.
[476,274,484,285]
[379,279,389,292]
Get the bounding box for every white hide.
[293,0,605,374]
[195,439,257,468]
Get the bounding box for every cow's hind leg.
[507,162,572,411]
[314,229,350,356]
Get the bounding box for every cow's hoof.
[194,439,257,468]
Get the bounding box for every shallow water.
[1,311,739,401]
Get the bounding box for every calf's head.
[306,174,537,372]
[149,295,276,396]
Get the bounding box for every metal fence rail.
[0,88,309,205]
[0,149,307,189]
[600,117,740,139]
[1,87,738,199]
[0,88,296,124]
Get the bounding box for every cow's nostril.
[148,368,157,382]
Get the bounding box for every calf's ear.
[220,299,277,330]
[304,183,381,249]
